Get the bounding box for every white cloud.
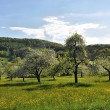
[100,36,110,44]
[9,16,104,44]
[85,37,99,45]
[43,16,69,25]
[85,36,110,45]
[43,16,58,23]
[9,27,45,39]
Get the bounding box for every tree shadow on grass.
[22,82,93,91]
[0,82,40,87]
[102,80,110,82]
[57,82,93,88]
[47,79,56,81]
[0,81,93,90]
[23,84,55,91]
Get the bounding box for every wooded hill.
[87,44,110,60]
[0,37,64,59]
[0,37,63,51]
[0,37,110,60]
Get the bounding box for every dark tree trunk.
[74,65,78,83]
[23,76,24,82]
[103,66,110,81]
[0,75,1,80]
[35,69,43,83]
[10,75,12,81]
[37,75,40,82]
[81,72,83,78]
[52,75,55,80]
[74,72,78,83]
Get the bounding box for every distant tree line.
[0,35,110,83]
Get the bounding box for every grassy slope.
[0,76,110,110]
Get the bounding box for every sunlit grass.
[0,76,110,110]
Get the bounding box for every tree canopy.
[21,49,57,82]
[66,33,87,83]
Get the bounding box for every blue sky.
[0,0,110,44]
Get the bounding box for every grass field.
[0,76,110,110]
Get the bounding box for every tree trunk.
[23,76,24,82]
[10,75,12,81]
[37,75,40,82]
[74,65,78,83]
[0,75,1,80]
[103,66,110,81]
[52,75,55,80]
[74,72,78,83]
[81,72,83,78]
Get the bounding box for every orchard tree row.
[0,33,110,83]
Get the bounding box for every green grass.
[0,76,110,110]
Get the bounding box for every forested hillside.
[87,44,110,60]
[0,37,64,50]
[0,37,110,60]
[0,37,64,59]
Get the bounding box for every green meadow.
[0,76,110,110]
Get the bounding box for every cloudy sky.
[0,0,110,45]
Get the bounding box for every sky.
[0,0,110,45]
